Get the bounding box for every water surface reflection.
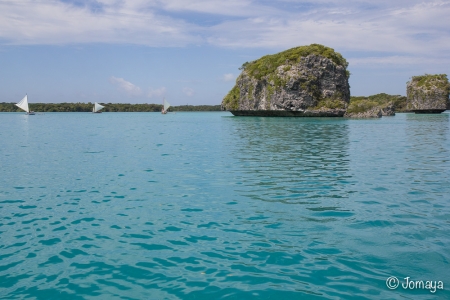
[225,117,352,204]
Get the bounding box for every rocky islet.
[222,44,449,117]
[407,74,450,113]
[221,44,350,117]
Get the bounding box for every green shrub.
[347,100,379,114]
[314,98,346,110]
[222,85,240,110]
[242,44,348,80]
[347,93,402,113]
[409,74,450,92]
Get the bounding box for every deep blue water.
[0,112,449,299]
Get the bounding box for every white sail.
[163,99,170,111]
[15,95,29,113]
[94,102,105,112]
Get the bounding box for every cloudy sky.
[1,0,449,105]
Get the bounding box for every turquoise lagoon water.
[0,112,449,299]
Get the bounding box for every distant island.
[0,102,221,112]
[0,94,429,115]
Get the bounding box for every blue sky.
[0,0,449,105]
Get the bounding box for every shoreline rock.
[381,102,395,116]
[344,107,382,118]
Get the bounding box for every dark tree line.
[0,102,222,112]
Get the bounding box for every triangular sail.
[15,95,29,113]
[163,99,170,111]
[94,102,105,112]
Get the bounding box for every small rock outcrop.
[221,44,350,116]
[381,103,395,116]
[407,74,450,112]
[345,93,399,118]
[345,107,382,118]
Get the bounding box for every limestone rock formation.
[407,74,450,112]
[221,44,350,116]
[381,103,396,116]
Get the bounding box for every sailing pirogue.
[93,102,105,113]
[15,94,35,115]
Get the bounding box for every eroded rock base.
[413,110,446,114]
[229,110,345,117]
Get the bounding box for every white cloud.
[182,87,195,97]
[349,56,445,66]
[109,76,142,97]
[236,10,437,46]
[151,0,260,16]
[0,0,449,64]
[205,1,450,58]
[222,73,235,82]
[147,87,166,98]
[0,0,200,46]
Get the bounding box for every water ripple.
[0,112,449,299]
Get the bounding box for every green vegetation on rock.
[222,85,240,110]
[347,93,405,114]
[347,98,381,114]
[269,74,287,90]
[409,74,450,91]
[241,44,348,80]
[314,94,347,110]
[314,99,346,110]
